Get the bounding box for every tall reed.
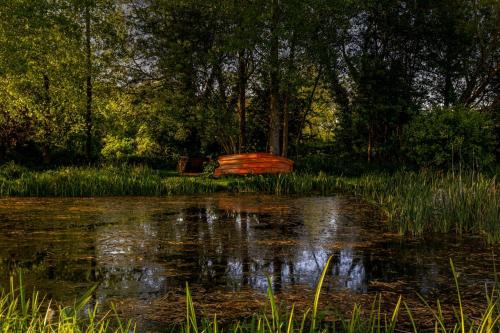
[0,165,224,197]
[345,171,499,243]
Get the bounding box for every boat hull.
[214,153,293,177]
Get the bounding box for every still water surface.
[0,195,497,329]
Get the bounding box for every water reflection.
[0,195,497,326]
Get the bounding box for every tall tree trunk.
[237,49,247,152]
[296,70,321,148]
[85,4,93,161]
[367,124,373,163]
[282,94,289,157]
[43,74,51,164]
[269,0,280,156]
[328,69,352,151]
[443,69,454,107]
[443,46,456,107]
[282,36,295,157]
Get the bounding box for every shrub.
[0,161,28,179]
[404,106,496,170]
[101,135,135,161]
[202,159,219,176]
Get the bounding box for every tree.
[85,1,93,161]
[3,0,495,168]
[268,0,281,156]
[0,0,84,163]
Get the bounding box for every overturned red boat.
[214,152,293,177]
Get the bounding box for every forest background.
[0,0,498,174]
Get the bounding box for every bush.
[101,135,135,161]
[0,161,28,179]
[294,154,369,175]
[202,159,219,176]
[404,106,496,170]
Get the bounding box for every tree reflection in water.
[0,195,497,326]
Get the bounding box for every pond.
[0,194,498,331]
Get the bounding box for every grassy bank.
[2,259,499,332]
[227,171,499,243]
[0,163,498,243]
[0,164,226,196]
[0,163,344,196]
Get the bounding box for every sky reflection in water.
[0,195,497,326]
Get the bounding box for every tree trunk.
[328,69,352,151]
[367,125,372,163]
[282,36,295,157]
[443,69,454,107]
[85,4,93,161]
[443,46,456,108]
[43,74,51,164]
[296,70,321,148]
[237,49,247,152]
[268,0,280,156]
[282,94,289,157]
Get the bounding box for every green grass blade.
[312,256,333,332]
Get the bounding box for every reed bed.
[0,164,224,197]
[0,166,344,197]
[341,171,500,243]
[228,173,343,195]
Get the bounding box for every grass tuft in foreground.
[178,258,499,332]
[0,272,134,333]
[1,259,499,332]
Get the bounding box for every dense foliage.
[0,0,497,169]
[404,106,497,170]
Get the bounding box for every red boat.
[214,152,293,177]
